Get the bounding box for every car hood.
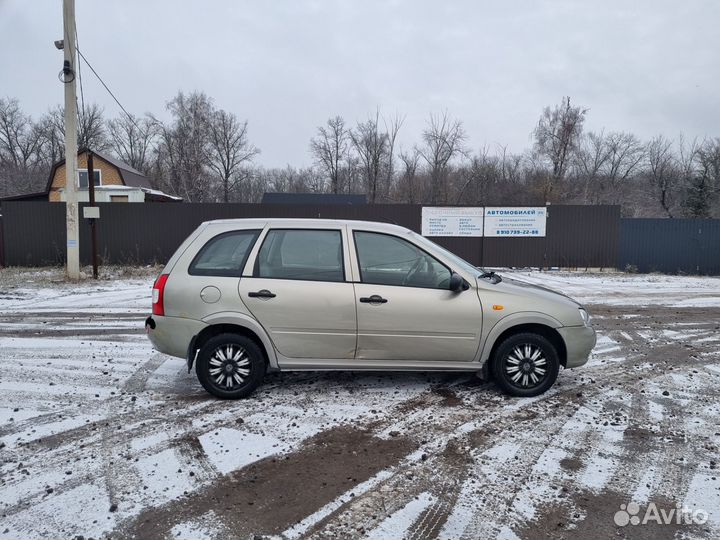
[481,275,582,308]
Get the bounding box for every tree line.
[1,93,718,217]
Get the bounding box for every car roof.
[203,218,413,235]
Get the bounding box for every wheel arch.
[191,313,278,371]
[480,315,568,372]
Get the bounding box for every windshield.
[410,232,485,277]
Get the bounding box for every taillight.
[152,274,169,316]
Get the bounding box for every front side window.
[188,230,260,277]
[354,231,452,289]
[78,170,101,189]
[255,229,344,282]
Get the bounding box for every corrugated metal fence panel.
[0,201,66,266]
[81,203,425,265]
[1,202,621,268]
[698,221,720,274]
[547,205,621,268]
[620,219,720,274]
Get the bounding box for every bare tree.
[574,131,611,203]
[351,111,389,203]
[0,98,43,169]
[310,116,348,194]
[686,138,720,217]
[645,135,678,217]
[382,113,404,197]
[107,113,157,174]
[419,112,467,204]
[533,97,588,200]
[395,148,421,203]
[152,91,214,202]
[455,146,493,204]
[677,134,700,188]
[261,165,309,194]
[36,106,66,164]
[0,97,46,195]
[602,132,646,203]
[207,110,260,202]
[38,103,108,158]
[497,144,524,185]
[77,103,108,151]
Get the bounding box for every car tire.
[196,333,265,399]
[491,332,560,397]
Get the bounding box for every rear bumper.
[558,325,596,368]
[145,315,207,360]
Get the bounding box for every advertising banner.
[483,207,547,237]
[421,207,484,236]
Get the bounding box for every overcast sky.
[1,0,718,167]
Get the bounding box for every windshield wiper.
[480,271,502,283]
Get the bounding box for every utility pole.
[62,0,80,279]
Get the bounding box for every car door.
[238,227,357,360]
[351,230,482,362]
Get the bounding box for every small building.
[46,149,181,203]
[0,149,181,203]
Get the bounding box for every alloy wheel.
[208,344,251,390]
[504,344,548,389]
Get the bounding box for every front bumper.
[557,325,596,368]
[145,314,207,360]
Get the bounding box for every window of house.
[110,195,129,203]
[353,231,452,289]
[188,230,260,277]
[255,229,344,282]
[78,169,102,189]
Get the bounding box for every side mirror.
[449,272,468,293]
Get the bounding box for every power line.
[74,27,86,136]
[75,47,141,132]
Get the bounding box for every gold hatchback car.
[146,219,595,399]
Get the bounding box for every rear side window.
[188,230,260,277]
[255,229,344,282]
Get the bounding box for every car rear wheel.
[196,333,265,399]
[491,332,560,397]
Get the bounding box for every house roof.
[94,151,152,189]
[0,191,50,202]
[261,192,367,205]
[44,148,152,193]
[141,188,183,202]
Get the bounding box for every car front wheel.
[196,333,265,399]
[491,332,560,397]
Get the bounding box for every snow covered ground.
[0,270,718,540]
[510,271,720,308]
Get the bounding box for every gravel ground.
[0,270,719,540]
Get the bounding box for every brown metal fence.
[0,202,620,268]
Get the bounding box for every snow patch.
[684,473,720,527]
[511,446,565,521]
[198,428,285,474]
[134,448,196,503]
[365,491,436,540]
[437,477,482,540]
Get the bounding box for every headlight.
[578,308,591,325]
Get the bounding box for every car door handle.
[360,295,387,304]
[248,289,276,299]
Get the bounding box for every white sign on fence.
[421,207,484,236]
[483,207,547,237]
